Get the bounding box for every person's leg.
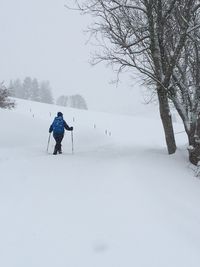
[53,134,60,154]
[53,134,64,154]
[57,134,64,153]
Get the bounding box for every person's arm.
[49,124,53,133]
[64,120,73,131]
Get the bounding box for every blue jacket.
[49,116,72,134]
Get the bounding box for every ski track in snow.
[1,99,200,267]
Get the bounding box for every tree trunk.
[188,145,200,165]
[157,88,176,154]
[188,118,200,165]
[188,131,200,165]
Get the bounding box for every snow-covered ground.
[1,98,200,267]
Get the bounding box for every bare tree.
[69,0,196,155]
[0,83,15,109]
[56,94,88,110]
[168,6,200,165]
[56,95,69,106]
[39,81,54,104]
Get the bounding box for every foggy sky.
[0,0,144,113]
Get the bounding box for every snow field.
[0,99,200,267]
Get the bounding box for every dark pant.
[53,133,64,153]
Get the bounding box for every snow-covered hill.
[1,98,200,267]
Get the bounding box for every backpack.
[52,117,64,134]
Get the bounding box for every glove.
[70,126,73,131]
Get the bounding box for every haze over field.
[0,0,145,113]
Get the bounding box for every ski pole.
[71,130,74,154]
[47,132,51,153]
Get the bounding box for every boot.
[53,148,57,155]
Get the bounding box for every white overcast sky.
[0,0,145,113]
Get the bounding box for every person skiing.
[49,112,73,155]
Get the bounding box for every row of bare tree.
[9,78,54,104]
[71,0,200,165]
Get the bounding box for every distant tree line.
[8,77,54,104]
[56,94,88,110]
[8,77,88,110]
[0,76,88,111]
